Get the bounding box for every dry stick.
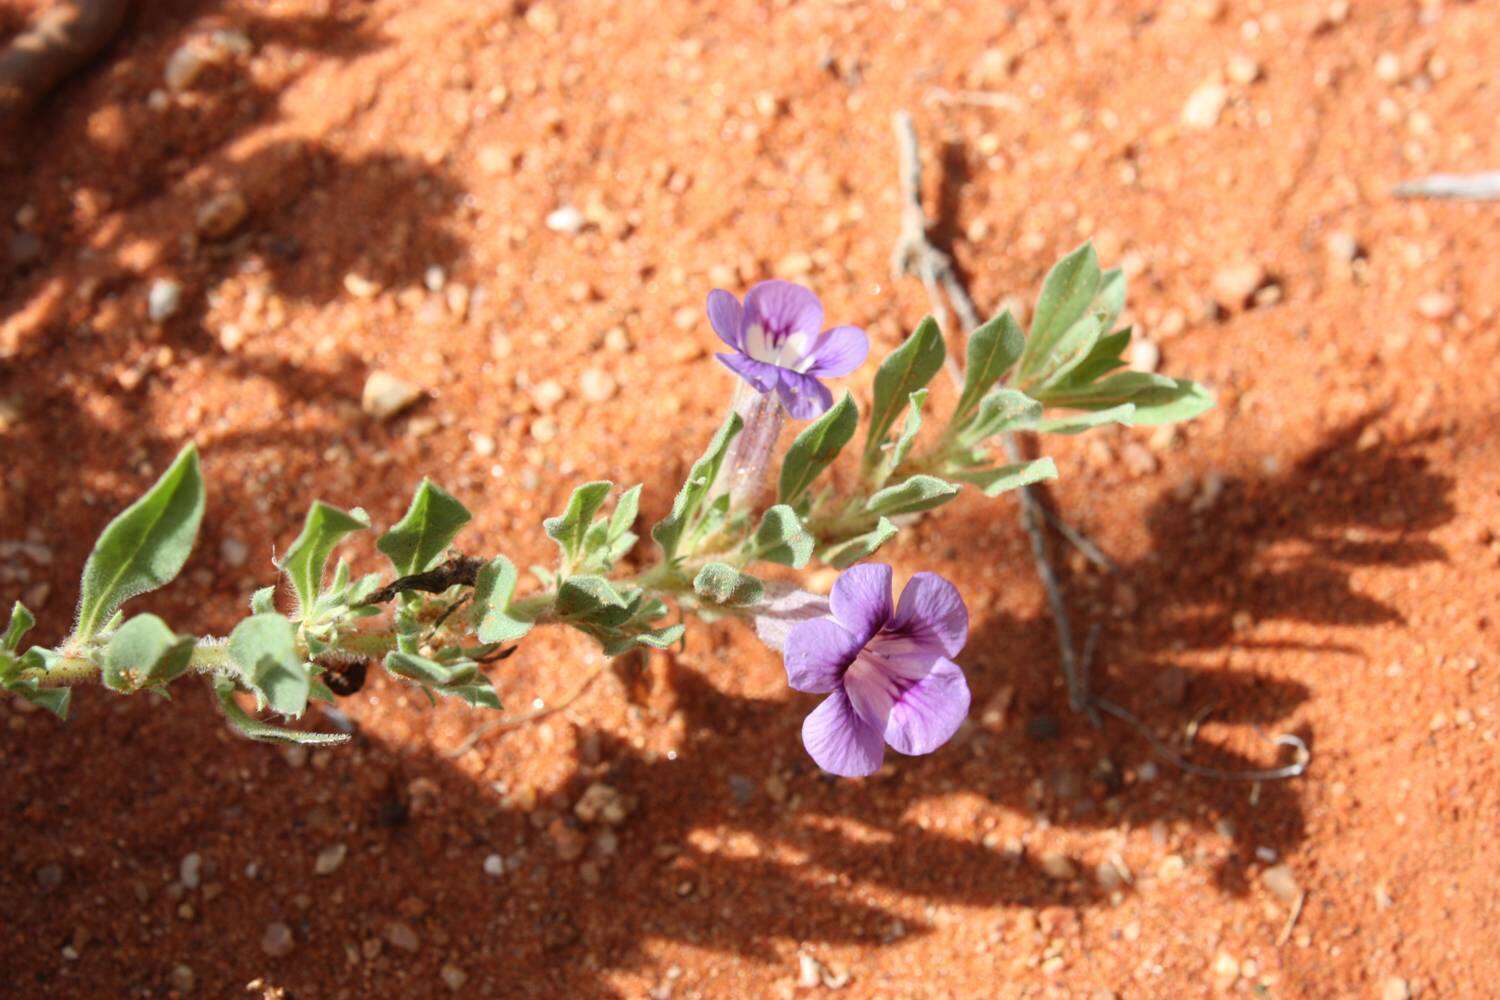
[891,110,1092,718]
[1392,171,1500,201]
[0,0,131,125]
[889,111,1308,779]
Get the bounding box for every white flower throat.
[744,322,813,370]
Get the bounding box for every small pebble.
[169,964,195,993]
[314,843,347,876]
[1226,55,1261,85]
[545,205,585,234]
[148,279,183,322]
[440,964,468,991]
[530,379,566,410]
[179,853,202,890]
[1182,81,1228,130]
[530,416,559,443]
[1261,862,1301,904]
[1039,851,1077,880]
[362,371,422,420]
[220,537,248,568]
[384,921,420,954]
[574,782,634,826]
[1129,338,1160,373]
[482,854,504,878]
[1415,291,1455,321]
[578,367,618,402]
[1213,261,1267,306]
[1382,977,1411,1000]
[260,922,294,958]
[195,191,248,240]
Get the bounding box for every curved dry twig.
[0,0,131,125]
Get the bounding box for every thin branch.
[441,663,608,759]
[0,0,131,125]
[1392,171,1500,201]
[360,555,484,606]
[888,110,1309,782]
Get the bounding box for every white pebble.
[179,853,202,890]
[314,843,347,876]
[482,853,504,877]
[148,279,183,322]
[545,205,585,234]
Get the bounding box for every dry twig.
[0,0,130,125]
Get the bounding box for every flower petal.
[784,617,861,693]
[775,369,833,419]
[883,657,971,756]
[744,280,823,337]
[707,289,744,349]
[804,325,869,378]
[716,352,780,394]
[829,563,893,643]
[878,572,969,661]
[802,689,886,777]
[751,582,832,653]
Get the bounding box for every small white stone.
[1226,55,1261,85]
[423,265,446,292]
[578,367,617,403]
[179,853,202,890]
[545,205,585,234]
[1129,338,1160,373]
[1382,977,1410,1000]
[384,921,420,953]
[471,433,496,457]
[440,965,468,991]
[1182,82,1229,130]
[482,853,504,878]
[1415,291,1455,321]
[148,279,183,322]
[530,379,566,411]
[362,371,422,420]
[314,843,347,876]
[260,922,293,958]
[219,538,248,568]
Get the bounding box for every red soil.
[2,1,1497,997]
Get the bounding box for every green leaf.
[652,413,742,563]
[74,444,206,640]
[1031,403,1137,435]
[7,680,71,719]
[249,586,277,615]
[956,309,1025,422]
[952,457,1058,496]
[779,392,858,505]
[1030,314,1103,390]
[1093,267,1127,333]
[819,517,899,569]
[880,389,927,482]
[865,316,946,464]
[377,479,472,576]
[228,613,309,718]
[1019,243,1102,383]
[2,602,34,654]
[384,650,457,685]
[473,556,533,644]
[213,678,349,745]
[693,563,765,606]
[752,504,815,568]
[630,623,685,650]
[1038,372,1215,426]
[1051,328,1131,389]
[556,576,633,627]
[958,388,1043,445]
[281,502,370,610]
[609,484,642,541]
[865,474,960,516]
[544,481,613,566]
[102,614,195,692]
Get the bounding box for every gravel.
[260,922,294,958]
[314,843,347,876]
[362,371,423,420]
[148,279,183,322]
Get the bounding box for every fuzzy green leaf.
[377,479,472,576]
[865,474,960,516]
[693,563,765,607]
[753,504,815,568]
[2,602,34,654]
[213,678,348,745]
[959,388,1043,445]
[652,413,742,563]
[819,517,899,569]
[544,481,613,565]
[102,614,195,692]
[281,502,369,610]
[228,613,309,718]
[1019,243,1102,382]
[473,556,533,643]
[779,391,858,505]
[74,444,205,640]
[556,576,633,627]
[865,317,946,464]
[952,457,1059,496]
[956,309,1025,421]
[1031,403,1137,435]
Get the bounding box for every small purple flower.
[783,564,971,777]
[709,280,868,419]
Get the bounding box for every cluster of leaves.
[4,242,1213,747]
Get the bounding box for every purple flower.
[783,564,971,777]
[709,280,868,419]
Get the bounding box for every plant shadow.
[0,416,1456,996]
